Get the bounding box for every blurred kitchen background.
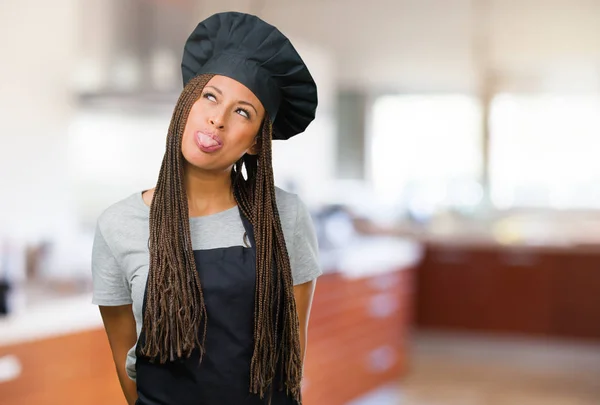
[2,0,600,404]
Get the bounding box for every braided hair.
[137,73,303,403]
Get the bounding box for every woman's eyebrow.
[238,100,258,115]
[205,85,223,95]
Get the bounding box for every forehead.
[206,76,256,98]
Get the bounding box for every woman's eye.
[203,92,216,102]
[236,108,250,119]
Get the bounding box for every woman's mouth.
[195,130,223,153]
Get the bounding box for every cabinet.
[0,329,124,405]
[551,252,600,338]
[416,243,600,339]
[302,268,413,405]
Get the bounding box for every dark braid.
[138,74,303,403]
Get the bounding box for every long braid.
[138,74,211,362]
[233,120,303,403]
[139,73,303,404]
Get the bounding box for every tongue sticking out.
[199,133,219,148]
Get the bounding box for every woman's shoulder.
[96,191,149,238]
[274,185,298,207]
[273,186,312,235]
[274,186,302,217]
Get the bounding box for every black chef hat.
[181,12,318,140]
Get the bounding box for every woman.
[91,12,320,405]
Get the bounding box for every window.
[490,94,600,209]
[369,95,483,217]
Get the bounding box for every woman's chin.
[183,153,231,173]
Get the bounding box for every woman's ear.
[247,135,261,156]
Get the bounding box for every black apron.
[134,209,295,405]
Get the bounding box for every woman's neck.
[184,165,236,217]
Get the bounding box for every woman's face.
[181,75,266,172]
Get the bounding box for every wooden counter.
[0,328,123,405]
[0,268,414,405]
[415,242,600,339]
[302,268,413,405]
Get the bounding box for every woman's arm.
[293,279,317,366]
[99,305,139,405]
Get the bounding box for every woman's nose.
[209,113,225,129]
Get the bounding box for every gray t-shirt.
[91,186,322,381]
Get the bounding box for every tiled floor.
[350,331,600,405]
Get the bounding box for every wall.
[0,0,80,243]
[261,0,600,93]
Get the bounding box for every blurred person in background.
[91,12,321,405]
